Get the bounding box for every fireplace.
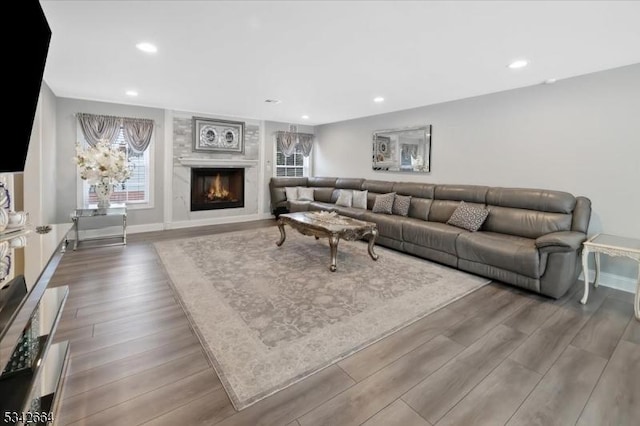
[191,168,245,211]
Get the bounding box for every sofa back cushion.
[408,198,432,220]
[270,177,309,188]
[362,180,395,194]
[335,178,365,190]
[308,177,338,187]
[428,185,489,223]
[392,182,435,198]
[313,187,334,203]
[483,207,573,239]
[483,188,576,239]
[486,188,576,213]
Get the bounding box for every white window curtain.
[77,113,154,153]
[122,117,154,154]
[275,130,314,158]
[77,113,120,147]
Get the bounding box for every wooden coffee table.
[276,211,379,272]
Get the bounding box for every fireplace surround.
[190,168,245,211]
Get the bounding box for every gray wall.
[315,63,640,280]
[55,98,165,225]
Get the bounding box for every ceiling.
[41,1,640,125]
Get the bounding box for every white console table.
[581,233,640,320]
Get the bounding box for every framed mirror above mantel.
[372,125,431,173]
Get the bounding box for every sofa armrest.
[535,231,586,253]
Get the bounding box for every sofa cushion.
[313,187,334,203]
[486,187,576,214]
[336,190,353,207]
[446,201,489,232]
[362,180,395,194]
[392,194,411,216]
[352,190,368,209]
[307,177,338,187]
[403,220,468,256]
[297,187,315,201]
[372,192,396,214]
[408,198,432,220]
[434,184,489,203]
[392,182,435,198]
[270,177,308,188]
[288,200,311,212]
[456,231,546,278]
[362,212,411,241]
[333,205,367,220]
[308,201,337,212]
[483,206,573,239]
[285,186,298,201]
[335,178,365,190]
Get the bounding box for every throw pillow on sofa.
[447,201,489,232]
[297,187,315,202]
[335,189,353,207]
[352,190,368,209]
[372,192,396,214]
[392,194,411,216]
[285,186,298,201]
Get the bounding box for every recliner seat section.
[269,177,591,299]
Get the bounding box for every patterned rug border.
[153,227,491,411]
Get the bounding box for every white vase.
[94,180,114,208]
[0,208,8,232]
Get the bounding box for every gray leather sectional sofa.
[269,177,592,299]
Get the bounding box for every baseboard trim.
[73,213,276,240]
[579,269,636,294]
[165,213,274,230]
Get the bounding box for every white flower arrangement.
[73,141,132,185]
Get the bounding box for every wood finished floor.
[49,220,640,426]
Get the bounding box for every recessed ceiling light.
[507,60,528,69]
[264,99,282,104]
[543,78,557,84]
[301,115,310,120]
[136,42,157,53]
[373,96,385,103]
[125,90,138,97]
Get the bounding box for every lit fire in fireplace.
[206,173,232,201]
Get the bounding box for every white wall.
[23,81,58,227]
[315,63,640,282]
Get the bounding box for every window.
[275,145,310,177]
[78,126,152,208]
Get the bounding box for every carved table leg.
[72,215,79,251]
[594,252,601,288]
[276,222,286,247]
[635,265,640,320]
[368,229,379,261]
[581,247,590,305]
[329,235,339,272]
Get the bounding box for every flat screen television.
[1,1,52,173]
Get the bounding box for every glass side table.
[581,233,640,320]
[70,204,127,251]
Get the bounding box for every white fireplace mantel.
[179,157,259,168]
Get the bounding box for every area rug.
[153,227,490,410]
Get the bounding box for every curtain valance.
[275,130,315,158]
[77,113,154,153]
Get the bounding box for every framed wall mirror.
[372,125,431,173]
